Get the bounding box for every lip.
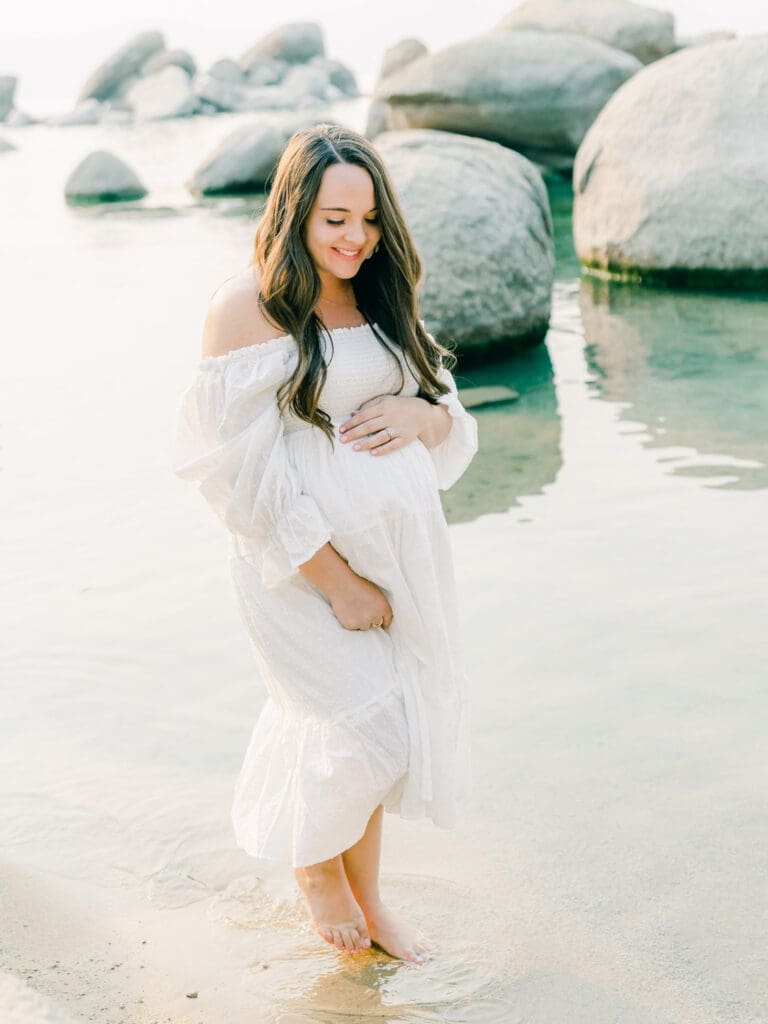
[332,246,362,261]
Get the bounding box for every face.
[304,162,382,285]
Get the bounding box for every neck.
[317,269,356,307]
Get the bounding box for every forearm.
[299,541,359,598]
[417,399,452,450]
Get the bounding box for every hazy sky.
[4,0,766,111]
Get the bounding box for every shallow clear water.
[1,104,766,1023]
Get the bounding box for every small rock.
[65,149,148,204]
[48,98,103,127]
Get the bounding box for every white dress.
[172,320,479,867]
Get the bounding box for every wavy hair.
[249,122,456,447]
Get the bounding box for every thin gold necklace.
[318,294,357,307]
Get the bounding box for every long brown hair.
[250,122,456,447]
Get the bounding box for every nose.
[343,222,367,246]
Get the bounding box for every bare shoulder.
[201,267,288,359]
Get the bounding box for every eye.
[325,217,379,226]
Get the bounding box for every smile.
[333,247,362,259]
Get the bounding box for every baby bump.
[286,425,443,533]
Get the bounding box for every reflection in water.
[442,343,562,524]
[580,276,768,490]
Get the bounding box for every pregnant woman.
[172,123,479,965]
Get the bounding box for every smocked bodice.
[279,322,422,434]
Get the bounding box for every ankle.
[355,893,385,920]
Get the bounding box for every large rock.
[308,57,358,97]
[375,129,554,354]
[0,75,16,120]
[238,22,324,71]
[126,65,199,120]
[77,30,165,102]
[281,63,338,102]
[64,150,148,203]
[187,118,310,195]
[374,30,640,170]
[378,38,428,82]
[207,58,247,84]
[366,38,428,139]
[141,47,197,78]
[496,0,675,64]
[245,58,289,87]
[573,35,768,289]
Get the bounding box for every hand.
[329,572,394,631]
[337,394,432,455]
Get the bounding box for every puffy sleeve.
[171,342,333,589]
[421,323,479,490]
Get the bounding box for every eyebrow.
[320,207,378,213]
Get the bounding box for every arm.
[417,400,453,449]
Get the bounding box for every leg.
[293,854,370,954]
[341,804,436,964]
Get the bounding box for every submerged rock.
[65,149,148,203]
[77,30,165,102]
[496,0,675,64]
[573,35,768,289]
[375,29,640,170]
[375,128,554,354]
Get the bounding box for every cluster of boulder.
[46,23,358,127]
[49,0,767,361]
[368,1,762,291]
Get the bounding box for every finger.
[340,415,385,441]
[369,434,400,455]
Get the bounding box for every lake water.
[1,100,766,1023]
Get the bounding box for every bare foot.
[294,861,371,955]
[363,901,436,965]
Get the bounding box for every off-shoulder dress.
[171,320,479,867]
